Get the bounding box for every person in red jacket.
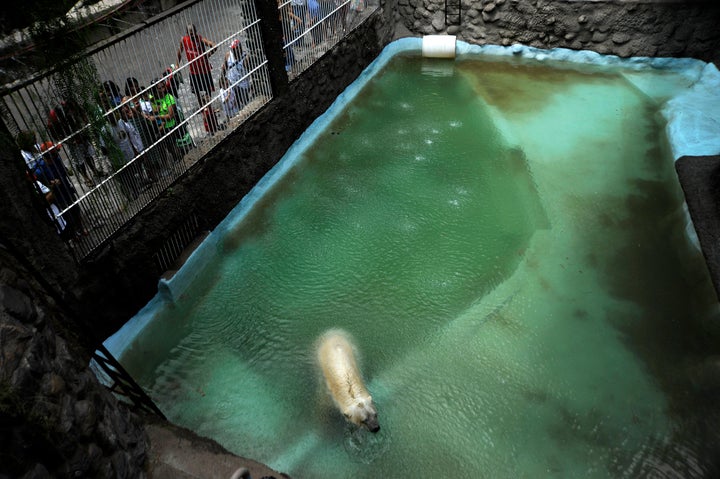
[176,23,217,106]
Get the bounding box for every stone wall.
[396,0,720,64]
[0,246,147,478]
[1,0,720,474]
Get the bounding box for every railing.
[92,344,167,419]
[278,0,372,78]
[1,0,376,263]
[445,0,461,26]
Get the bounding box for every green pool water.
[118,53,720,478]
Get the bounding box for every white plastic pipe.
[422,35,457,58]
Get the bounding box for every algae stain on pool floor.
[120,55,720,478]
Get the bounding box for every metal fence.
[1,0,375,263]
[278,0,370,78]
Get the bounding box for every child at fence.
[221,39,253,110]
[100,111,144,202]
[46,99,101,187]
[34,178,70,239]
[151,79,194,161]
[102,80,123,108]
[307,0,323,46]
[120,96,163,183]
[200,93,221,137]
[218,76,240,119]
[17,131,76,240]
[36,141,88,238]
[124,77,156,119]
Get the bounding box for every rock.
[482,10,498,22]
[591,31,608,43]
[611,32,631,44]
[75,399,98,437]
[431,11,445,31]
[41,372,66,396]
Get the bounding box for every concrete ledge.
[145,416,289,479]
[675,155,720,300]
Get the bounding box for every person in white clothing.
[218,76,240,118]
[221,39,253,109]
[100,112,145,201]
[35,180,68,237]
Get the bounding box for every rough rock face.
[396,0,720,64]
[0,247,148,479]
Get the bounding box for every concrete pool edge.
[104,38,720,358]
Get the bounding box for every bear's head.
[345,396,380,433]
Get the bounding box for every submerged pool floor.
[116,52,720,478]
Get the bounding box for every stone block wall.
[396,0,720,64]
[0,247,148,478]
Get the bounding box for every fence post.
[254,0,290,97]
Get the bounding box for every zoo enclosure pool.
[104,38,720,478]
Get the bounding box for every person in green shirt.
[152,80,194,162]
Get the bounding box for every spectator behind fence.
[36,141,88,238]
[218,76,239,119]
[162,66,182,99]
[120,96,163,182]
[334,0,350,35]
[176,23,217,106]
[102,80,123,107]
[100,111,145,202]
[123,79,164,148]
[151,79,192,162]
[277,1,297,72]
[200,93,221,136]
[17,130,74,240]
[351,0,366,14]
[290,0,307,40]
[34,179,70,238]
[221,39,253,109]
[17,129,40,170]
[307,0,322,46]
[124,77,155,117]
[46,98,101,187]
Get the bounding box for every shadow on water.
[457,58,618,115]
[596,149,720,476]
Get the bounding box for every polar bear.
[316,329,380,433]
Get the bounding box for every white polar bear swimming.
[316,329,380,433]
